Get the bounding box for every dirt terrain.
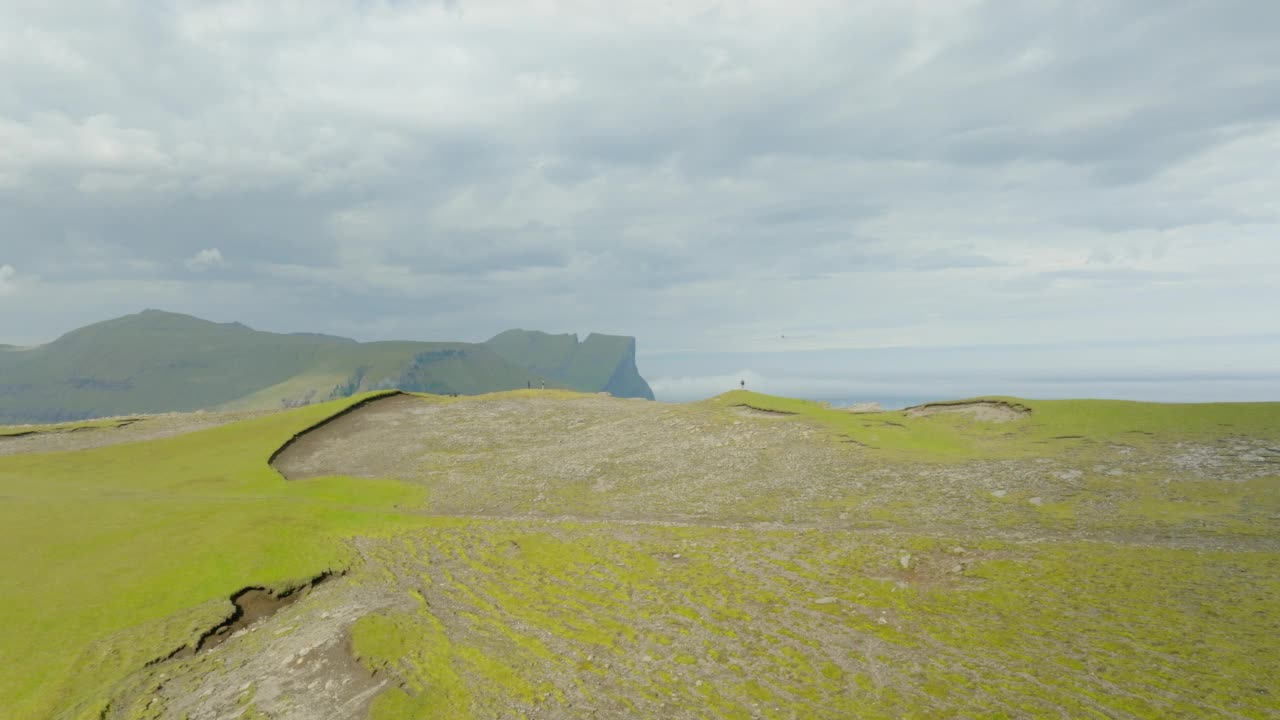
[0,409,274,456]
[903,400,1031,422]
[111,564,404,720]
[272,393,1278,541]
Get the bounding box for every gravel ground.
[0,409,277,456]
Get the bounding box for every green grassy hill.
[0,311,653,423]
[1,392,1276,719]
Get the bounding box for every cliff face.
[599,336,654,400]
[484,330,655,400]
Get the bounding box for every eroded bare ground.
[274,393,855,525]
[106,551,405,720]
[272,393,1279,542]
[904,400,1031,422]
[0,409,277,456]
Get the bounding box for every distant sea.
[641,336,1280,407]
[814,396,937,411]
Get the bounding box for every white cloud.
[0,265,15,296]
[184,248,227,271]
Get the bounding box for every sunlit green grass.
[716,391,1280,460]
[350,522,1280,719]
[0,416,140,436]
[0,392,427,720]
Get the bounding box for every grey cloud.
[907,251,1003,272]
[1063,203,1260,233]
[0,264,16,297]
[749,205,864,227]
[0,0,1276,388]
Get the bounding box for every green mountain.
[0,310,653,423]
[484,329,655,400]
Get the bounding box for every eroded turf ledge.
[904,399,1032,422]
[267,390,404,475]
[146,571,338,666]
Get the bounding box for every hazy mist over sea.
[641,334,1280,406]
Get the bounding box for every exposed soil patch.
[146,573,337,666]
[266,392,850,526]
[843,402,886,414]
[267,391,405,471]
[129,566,399,720]
[905,400,1031,423]
[272,392,425,480]
[863,420,907,429]
[197,574,332,653]
[0,411,272,457]
[732,404,797,419]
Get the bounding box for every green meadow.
[1,390,1277,719]
[718,391,1280,460]
[0,392,425,720]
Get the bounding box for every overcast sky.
[2,1,1278,401]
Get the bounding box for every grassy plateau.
[0,390,1276,719]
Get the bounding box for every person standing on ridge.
[740,379,745,390]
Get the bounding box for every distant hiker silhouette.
[740,379,745,390]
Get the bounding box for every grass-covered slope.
[2,392,1276,719]
[352,522,1279,720]
[0,311,375,422]
[719,391,1280,460]
[0,392,427,720]
[485,329,655,399]
[0,311,654,423]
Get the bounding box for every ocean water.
[814,396,937,411]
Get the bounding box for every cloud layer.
[1,1,1277,399]
[184,248,227,271]
[0,264,16,297]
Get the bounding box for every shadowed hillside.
[485,329,655,400]
[0,311,653,423]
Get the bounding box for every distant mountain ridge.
[0,310,654,423]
